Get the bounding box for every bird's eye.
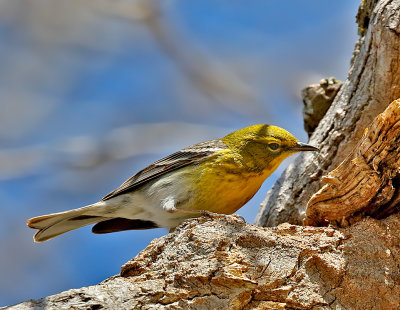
[268,143,280,151]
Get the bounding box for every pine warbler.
[27,124,318,242]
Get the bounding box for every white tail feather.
[27,205,106,242]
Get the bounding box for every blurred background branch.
[0,0,259,181]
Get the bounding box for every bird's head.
[222,124,318,171]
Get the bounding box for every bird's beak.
[290,142,319,152]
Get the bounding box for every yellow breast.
[184,150,274,214]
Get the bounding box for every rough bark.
[255,0,400,227]
[305,99,400,227]
[6,214,400,310]
[302,77,342,137]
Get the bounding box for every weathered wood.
[255,0,400,227]
[6,214,400,309]
[302,77,342,137]
[305,99,400,226]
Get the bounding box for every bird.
[27,124,318,242]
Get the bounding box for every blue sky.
[0,0,359,306]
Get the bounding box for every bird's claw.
[168,208,246,223]
[199,210,224,218]
[231,214,246,223]
[199,211,246,223]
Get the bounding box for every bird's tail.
[27,205,106,242]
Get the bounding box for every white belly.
[91,169,195,229]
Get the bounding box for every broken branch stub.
[305,98,400,227]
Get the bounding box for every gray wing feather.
[101,139,227,201]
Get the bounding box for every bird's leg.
[162,197,201,215]
[162,197,205,215]
[162,197,245,222]
[166,206,219,217]
[229,214,246,223]
[174,209,246,223]
[199,210,246,223]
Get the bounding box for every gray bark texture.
[255,0,400,227]
[5,214,400,309]
[302,77,342,137]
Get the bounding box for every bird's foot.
[230,213,246,223]
[198,210,225,219]
[167,209,224,218]
[199,211,246,223]
[167,208,245,223]
[167,208,204,215]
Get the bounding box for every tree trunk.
[255,0,400,227]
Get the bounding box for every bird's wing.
[101,139,228,201]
